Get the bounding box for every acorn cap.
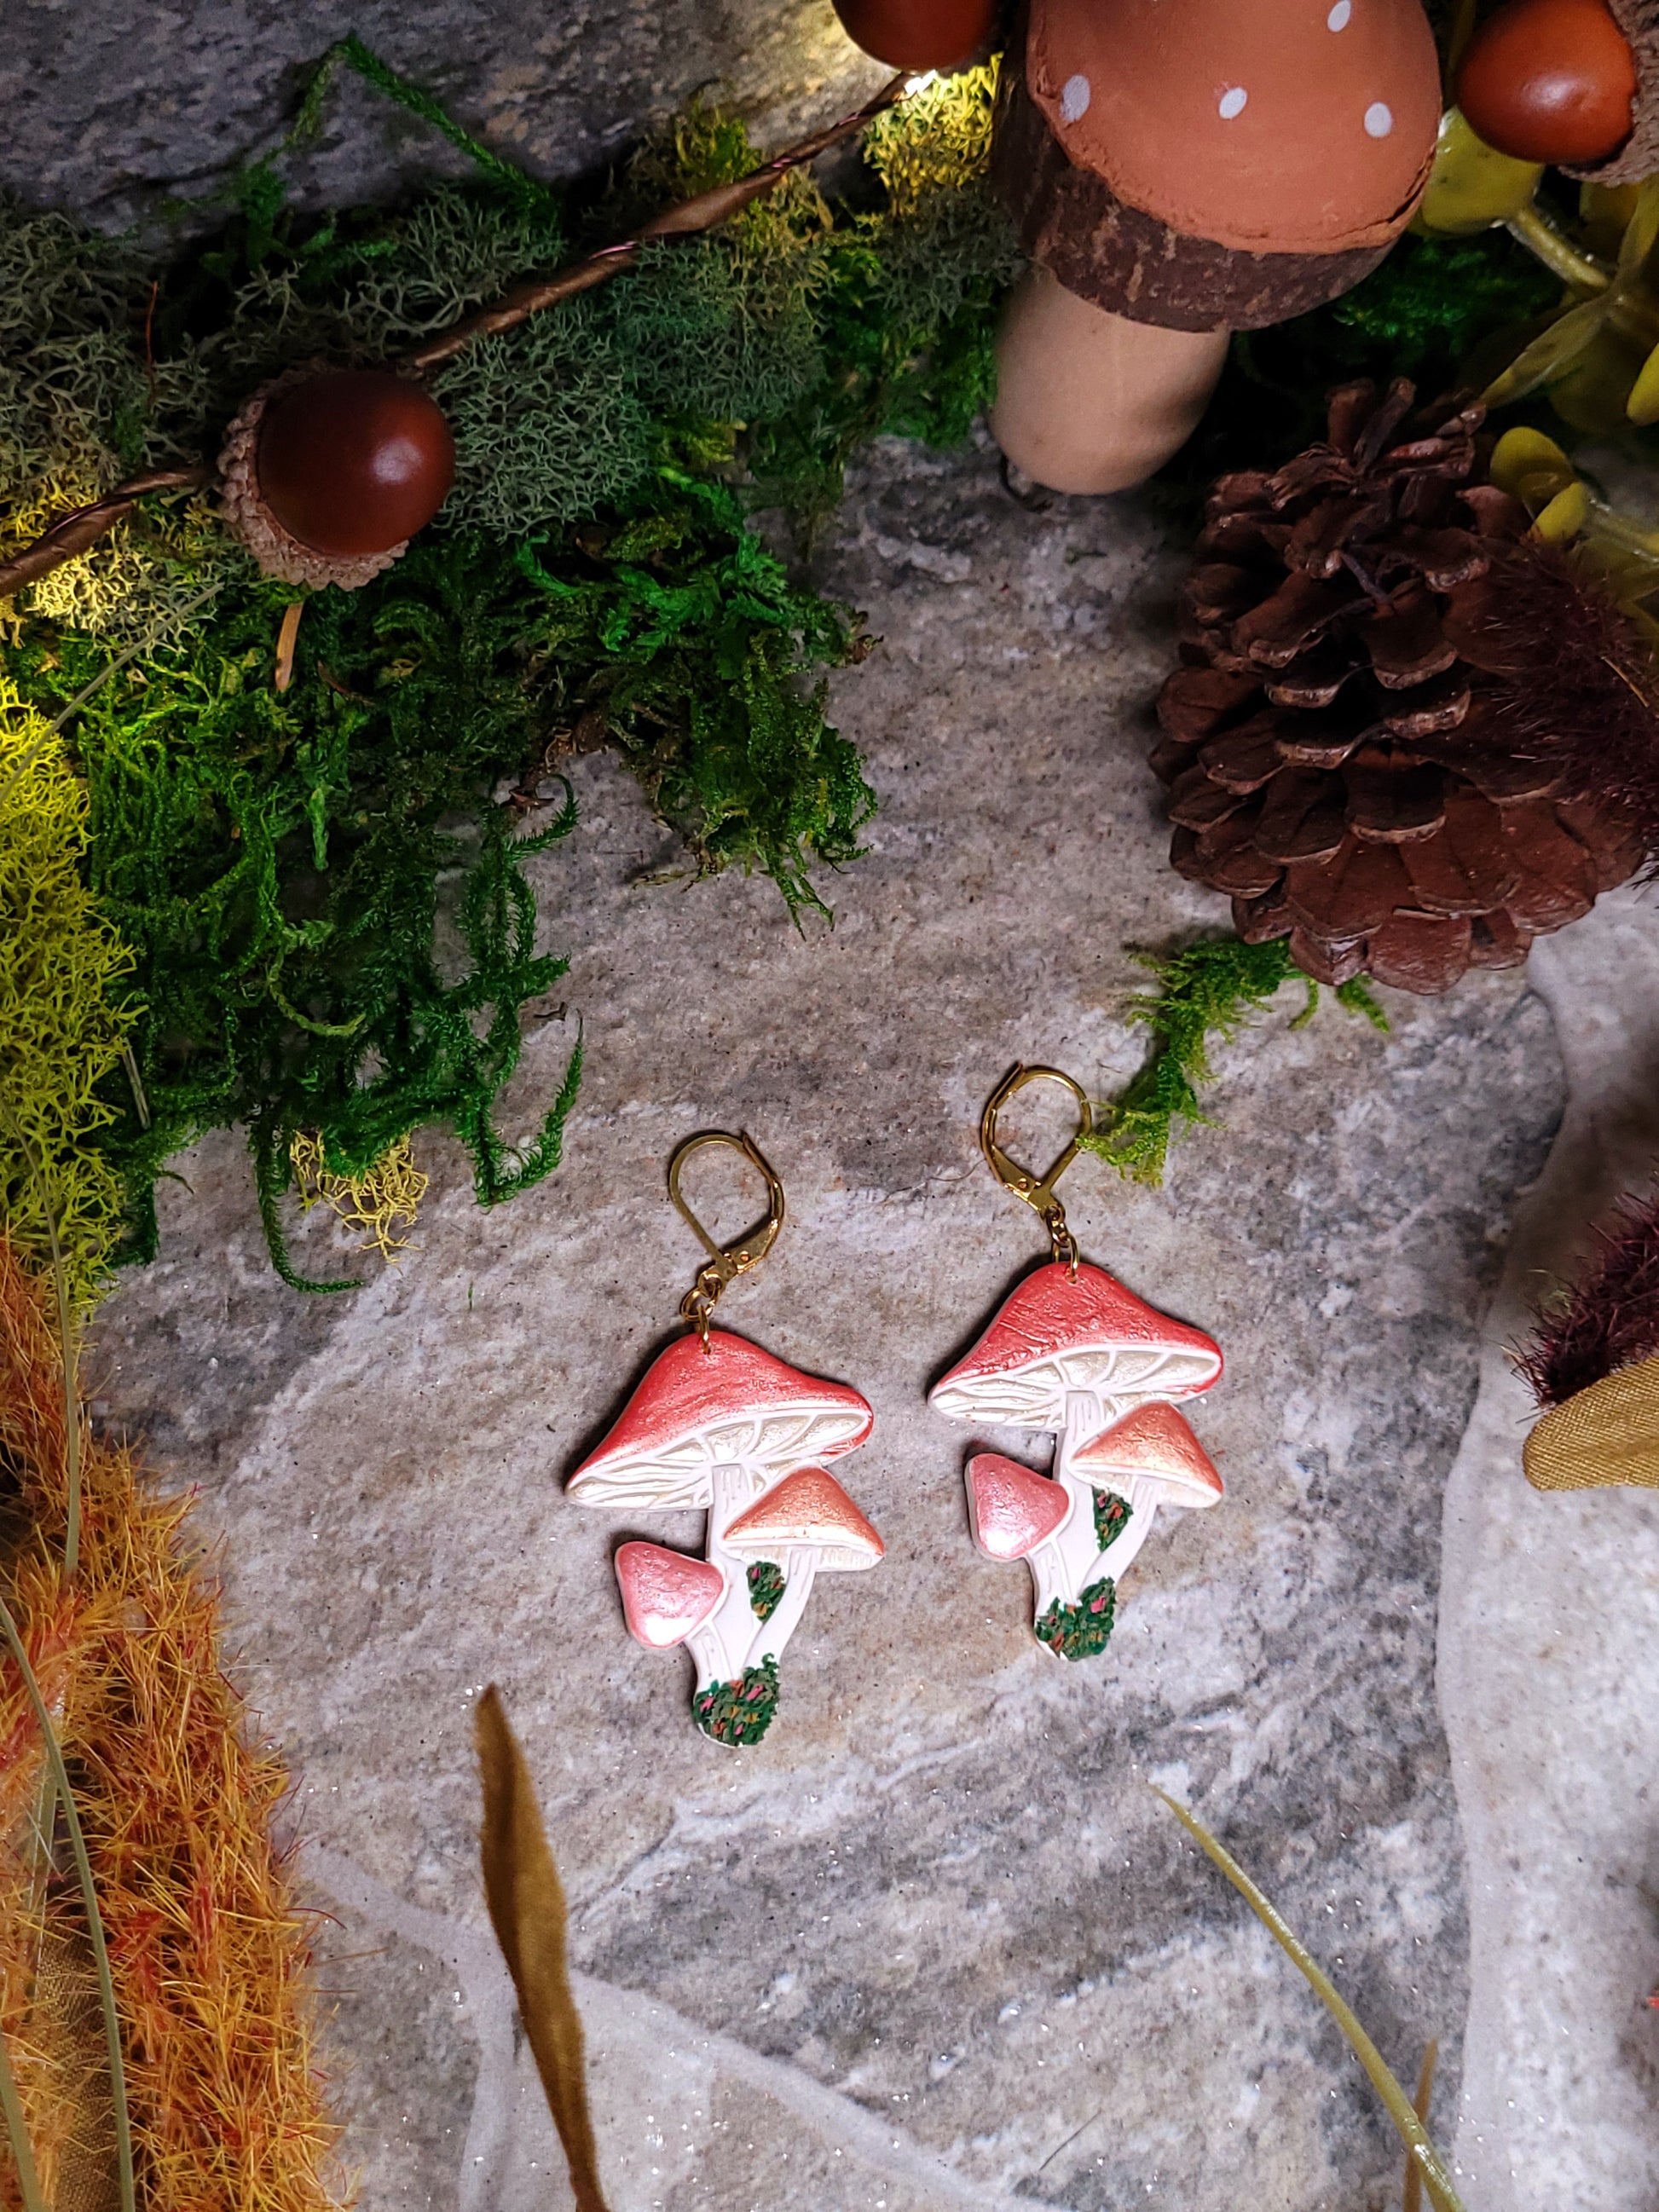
[1522,1351,1659,1489]
[966,1451,1071,1560]
[567,1331,874,1512]
[930,1262,1223,1429]
[217,362,410,592]
[1070,1401,1224,1509]
[722,1467,885,1569]
[1564,0,1659,179]
[614,1540,726,1649]
[994,0,1439,332]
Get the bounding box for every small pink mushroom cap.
[568,1330,874,1510]
[930,1262,1223,1430]
[1071,1401,1224,1509]
[966,1452,1070,1562]
[614,1541,725,1649]
[722,1467,885,1570]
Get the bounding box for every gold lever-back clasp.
[667,1130,787,1349]
[980,1065,1092,1279]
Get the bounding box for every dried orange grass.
[0,1231,339,2212]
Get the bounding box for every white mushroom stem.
[746,1545,818,1670]
[1047,1389,1117,1606]
[1084,1476,1158,1591]
[693,1461,772,1688]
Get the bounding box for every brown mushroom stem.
[402,72,908,372]
[989,267,1229,495]
[0,466,211,602]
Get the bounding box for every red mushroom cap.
[1070,1402,1224,1509]
[568,1331,873,1510]
[723,1467,884,1568]
[1026,0,1441,258]
[614,1541,725,1649]
[966,1452,1071,1561]
[930,1262,1223,1431]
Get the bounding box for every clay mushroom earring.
[988,0,1443,494]
[565,1132,882,1747]
[832,0,998,70]
[930,1066,1223,1660]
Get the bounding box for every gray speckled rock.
[95,436,1565,2211]
[0,0,888,230]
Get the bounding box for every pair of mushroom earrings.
[565,1068,1225,1747]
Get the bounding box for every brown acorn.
[831,0,997,68]
[218,364,455,591]
[1154,378,1656,995]
[1455,0,1639,166]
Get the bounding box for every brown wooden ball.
[831,0,997,70]
[1455,0,1637,165]
[256,370,457,559]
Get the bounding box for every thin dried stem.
[0,1591,135,2212]
[402,74,907,370]
[1154,1791,1466,2212]
[0,2029,47,2212]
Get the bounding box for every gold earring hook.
[667,1130,787,1349]
[980,1065,1092,1279]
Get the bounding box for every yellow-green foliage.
[0,690,135,1306]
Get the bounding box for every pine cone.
[1153,379,1650,995]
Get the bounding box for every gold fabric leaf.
[1523,1354,1659,1491]
[474,1687,610,2212]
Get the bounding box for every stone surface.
[0,0,888,232]
[1440,889,1659,2212]
[94,436,1570,2210]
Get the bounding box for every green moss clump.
[1092,1490,1131,1551]
[0,692,136,1308]
[746,1561,786,1623]
[1035,1577,1117,1662]
[1081,938,1387,1187]
[693,1658,780,1746]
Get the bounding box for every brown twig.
[402,72,907,371]
[274,600,304,692]
[0,468,211,601]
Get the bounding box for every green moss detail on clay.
[747,1561,785,1623]
[1092,1490,1132,1551]
[1035,1577,1118,1662]
[693,1658,780,1747]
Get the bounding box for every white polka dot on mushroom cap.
[1217,85,1248,119]
[1364,101,1394,136]
[1060,73,1091,123]
[1327,0,1352,28]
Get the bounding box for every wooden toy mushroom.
[721,1466,885,1672]
[932,1261,1222,1655]
[989,0,1442,493]
[566,1331,875,1743]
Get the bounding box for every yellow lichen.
[289,1129,428,1259]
